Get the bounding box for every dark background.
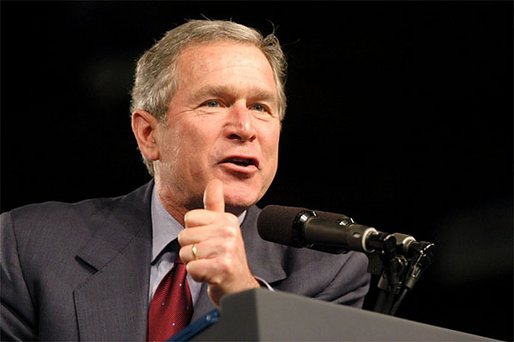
[1,1,512,341]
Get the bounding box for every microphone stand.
[366,234,435,316]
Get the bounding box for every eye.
[203,99,221,108]
[249,102,279,119]
[250,103,270,113]
[251,103,265,111]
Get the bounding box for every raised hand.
[178,179,260,306]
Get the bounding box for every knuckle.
[221,223,239,239]
[218,257,233,274]
[227,213,239,224]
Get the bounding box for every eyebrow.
[191,85,277,104]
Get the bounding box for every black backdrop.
[1,1,512,341]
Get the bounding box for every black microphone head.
[257,205,312,247]
[258,205,362,254]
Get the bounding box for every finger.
[203,179,225,213]
[185,259,214,283]
[179,242,205,264]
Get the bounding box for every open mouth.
[221,157,259,169]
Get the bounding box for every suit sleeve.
[1,212,38,340]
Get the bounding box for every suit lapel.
[74,182,153,341]
[191,283,214,321]
[241,205,287,285]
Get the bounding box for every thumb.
[203,179,225,213]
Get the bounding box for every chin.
[221,179,269,210]
[224,190,260,212]
[225,194,255,209]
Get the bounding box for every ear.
[131,110,160,162]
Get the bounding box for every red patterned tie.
[148,257,193,341]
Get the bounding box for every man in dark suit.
[1,19,370,340]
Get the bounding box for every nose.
[224,104,257,143]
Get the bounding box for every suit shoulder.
[2,181,152,225]
[5,197,116,223]
[1,198,111,249]
[1,182,151,240]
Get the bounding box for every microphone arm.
[285,207,432,259]
[334,214,436,315]
[365,231,435,316]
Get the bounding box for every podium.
[184,288,496,341]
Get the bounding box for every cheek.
[158,124,195,168]
[263,128,281,159]
[261,130,280,180]
[179,124,218,169]
[158,131,179,162]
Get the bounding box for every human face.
[154,41,281,217]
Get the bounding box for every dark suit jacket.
[1,181,371,341]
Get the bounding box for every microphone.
[257,205,422,255]
[257,205,436,316]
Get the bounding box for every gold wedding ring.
[191,243,198,260]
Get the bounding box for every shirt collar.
[151,186,183,263]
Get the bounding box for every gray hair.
[130,19,288,175]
